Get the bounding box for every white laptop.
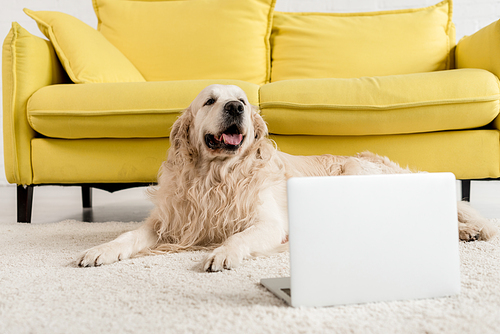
[261,173,460,307]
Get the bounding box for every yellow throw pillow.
[270,0,455,81]
[24,8,145,84]
[93,0,276,85]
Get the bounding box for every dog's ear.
[168,106,197,164]
[170,107,192,148]
[251,105,268,140]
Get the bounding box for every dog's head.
[170,84,268,161]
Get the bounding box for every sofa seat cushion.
[260,69,500,136]
[27,80,259,139]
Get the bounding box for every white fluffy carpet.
[1,219,499,334]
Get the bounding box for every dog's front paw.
[203,246,242,272]
[77,242,131,267]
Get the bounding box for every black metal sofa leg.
[81,186,92,208]
[17,185,34,223]
[461,180,471,202]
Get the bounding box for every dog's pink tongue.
[222,133,243,145]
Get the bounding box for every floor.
[0,185,154,224]
[1,181,500,224]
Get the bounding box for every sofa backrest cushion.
[23,9,145,84]
[93,0,276,85]
[270,0,455,82]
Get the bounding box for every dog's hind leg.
[340,152,412,176]
[342,153,498,242]
[77,218,159,267]
[457,201,498,241]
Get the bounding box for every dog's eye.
[239,99,246,105]
[204,98,216,106]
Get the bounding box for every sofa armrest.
[2,22,68,185]
[456,20,500,79]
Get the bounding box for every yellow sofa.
[3,0,500,222]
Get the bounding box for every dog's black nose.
[224,101,244,116]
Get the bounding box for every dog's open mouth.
[205,124,244,152]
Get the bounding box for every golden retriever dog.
[78,84,498,271]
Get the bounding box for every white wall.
[0,0,499,185]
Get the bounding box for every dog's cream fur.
[78,84,498,271]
